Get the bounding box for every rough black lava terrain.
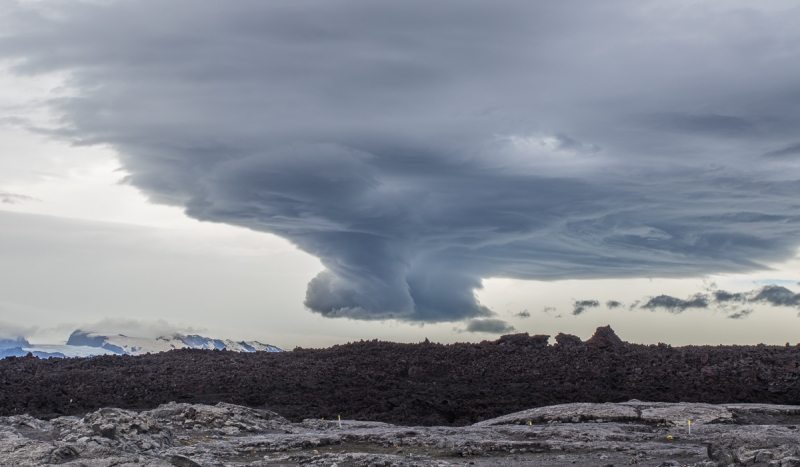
[3,327,800,466]
[1,326,799,427]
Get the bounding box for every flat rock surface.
[2,401,800,467]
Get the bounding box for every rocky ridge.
[2,401,800,467]
[1,326,798,426]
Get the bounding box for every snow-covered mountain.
[0,331,283,359]
[0,337,117,359]
[0,345,117,359]
[66,330,283,355]
[0,337,31,349]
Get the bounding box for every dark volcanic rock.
[586,325,624,349]
[554,332,583,347]
[1,327,800,427]
[495,333,550,348]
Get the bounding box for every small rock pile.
[148,402,291,435]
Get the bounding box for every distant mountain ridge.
[66,330,283,355]
[0,337,60,359]
[0,336,108,359]
[0,331,282,359]
[0,337,31,350]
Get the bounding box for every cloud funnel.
[4,1,800,321]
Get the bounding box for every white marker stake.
[688,420,691,436]
[338,415,342,429]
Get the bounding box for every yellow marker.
[688,420,691,436]
[338,414,342,429]
[528,421,532,426]
[667,435,674,440]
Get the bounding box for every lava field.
[1,326,798,426]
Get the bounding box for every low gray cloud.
[642,294,709,313]
[3,1,800,322]
[76,318,206,339]
[763,142,800,158]
[728,309,754,320]
[572,300,600,316]
[632,284,800,316]
[642,113,754,136]
[514,310,531,318]
[606,300,622,309]
[464,318,516,334]
[751,286,800,307]
[0,320,38,340]
[0,191,39,204]
[712,285,800,308]
[713,290,749,303]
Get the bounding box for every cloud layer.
[0,191,38,204]
[572,300,600,316]
[464,319,516,334]
[642,294,710,314]
[3,0,800,321]
[570,284,800,319]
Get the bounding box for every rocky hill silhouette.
[1,326,798,426]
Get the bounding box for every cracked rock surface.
[2,401,800,467]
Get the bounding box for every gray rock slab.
[472,402,639,426]
[640,403,734,425]
[2,401,799,467]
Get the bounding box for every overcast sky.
[2,0,800,348]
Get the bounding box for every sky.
[2,0,800,349]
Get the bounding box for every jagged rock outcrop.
[586,325,624,349]
[554,332,584,347]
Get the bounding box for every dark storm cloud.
[606,301,623,309]
[3,0,800,321]
[641,294,709,314]
[464,319,516,334]
[572,300,600,316]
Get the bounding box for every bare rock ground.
[2,401,800,467]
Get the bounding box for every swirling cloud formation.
[2,0,800,321]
